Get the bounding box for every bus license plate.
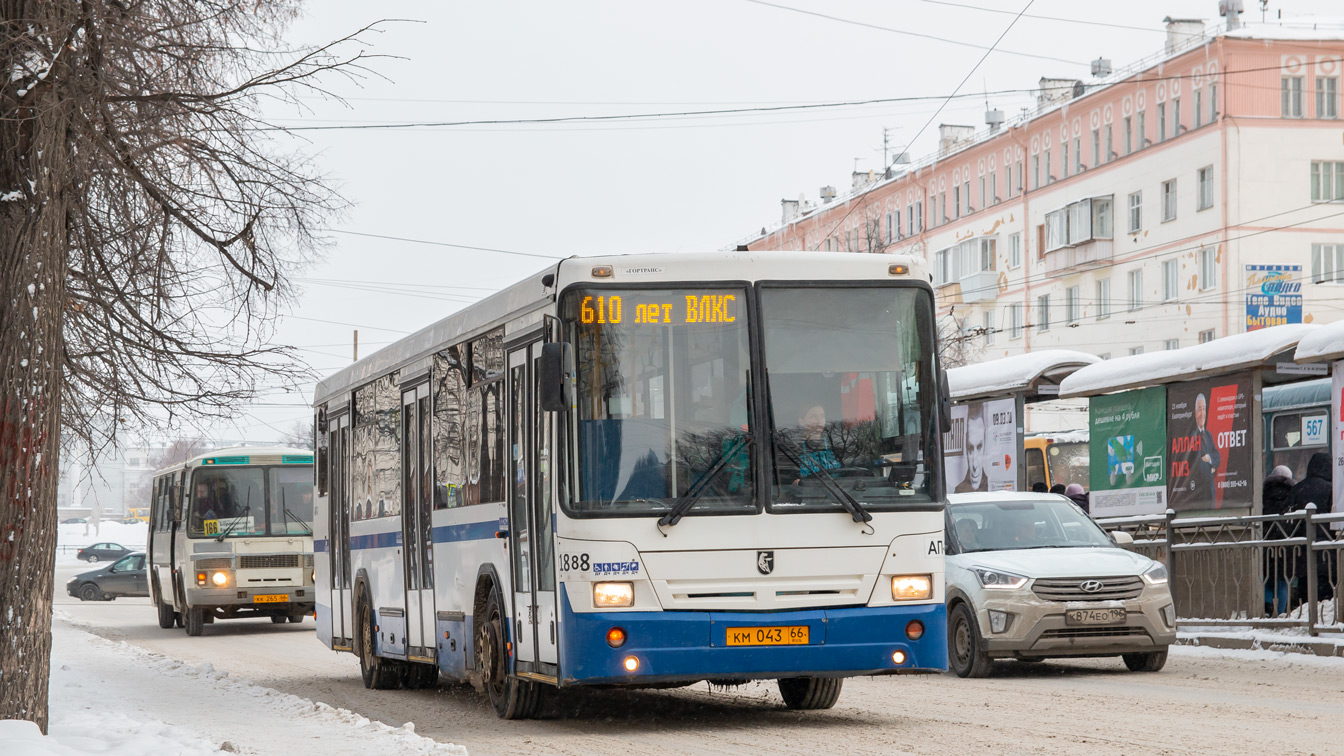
[1065,608,1125,626]
[253,594,287,604]
[725,625,809,646]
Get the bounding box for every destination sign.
[572,290,741,326]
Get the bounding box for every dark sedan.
[67,552,149,601]
[76,542,132,563]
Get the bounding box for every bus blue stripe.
[314,538,328,553]
[431,522,498,544]
[350,531,401,550]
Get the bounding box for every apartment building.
[744,16,1344,364]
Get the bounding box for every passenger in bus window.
[193,482,218,521]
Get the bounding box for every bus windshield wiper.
[657,434,753,533]
[280,489,312,535]
[772,430,873,527]
[216,489,251,542]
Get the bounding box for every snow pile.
[948,349,1099,400]
[17,617,468,756]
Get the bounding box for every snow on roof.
[1293,319,1344,364]
[1059,324,1319,398]
[1224,18,1344,42]
[948,349,1101,401]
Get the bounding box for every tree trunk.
[1,1,74,730]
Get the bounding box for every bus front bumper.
[558,595,947,686]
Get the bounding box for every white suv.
[944,492,1176,677]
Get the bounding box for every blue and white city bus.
[312,251,950,718]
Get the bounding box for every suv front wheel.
[948,602,994,678]
[1122,649,1168,672]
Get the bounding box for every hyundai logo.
[1079,580,1105,593]
[757,551,775,575]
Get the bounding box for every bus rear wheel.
[476,590,542,719]
[271,615,288,624]
[358,590,400,690]
[156,599,176,629]
[777,677,843,710]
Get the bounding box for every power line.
[915,0,1173,35]
[741,0,1083,65]
[329,229,563,260]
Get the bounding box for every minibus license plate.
[253,594,287,604]
[725,625,809,646]
[1065,608,1125,626]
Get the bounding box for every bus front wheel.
[476,590,542,719]
[777,677,843,710]
[357,590,400,690]
[184,607,205,636]
[156,599,176,629]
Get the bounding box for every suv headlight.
[593,581,634,607]
[972,567,1029,590]
[891,574,933,601]
[1142,563,1169,585]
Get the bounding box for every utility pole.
[353,329,359,362]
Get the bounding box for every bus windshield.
[564,287,755,516]
[188,465,314,538]
[762,286,937,511]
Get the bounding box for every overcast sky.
[175,0,1340,446]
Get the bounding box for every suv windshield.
[762,286,937,512]
[948,498,1114,553]
[188,465,314,538]
[564,287,755,516]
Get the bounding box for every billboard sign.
[1166,375,1254,511]
[1334,361,1344,529]
[944,398,1018,493]
[1245,265,1303,331]
[1089,387,1167,517]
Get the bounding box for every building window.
[979,176,986,209]
[1128,269,1143,311]
[1319,77,1339,119]
[1128,191,1142,233]
[1062,142,1069,179]
[1138,110,1146,148]
[1162,179,1177,221]
[983,311,995,345]
[1162,258,1179,301]
[1044,196,1113,252]
[1172,97,1181,138]
[1074,137,1082,173]
[1037,294,1050,331]
[1096,278,1111,319]
[1105,125,1113,162]
[1010,302,1023,339]
[1065,285,1080,324]
[988,170,997,204]
[1157,102,1167,142]
[1199,246,1216,290]
[932,236,998,286]
[1164,339,1179,351]
[1199,329,1216,344]
[1033,154,1040,189]
[964,181,971,212]
[1009,232,1022,269]
[1311,161,1344,202]
[1210,81,1218,121]
[1194,88,1204,128]
[1130,346,1145,356]
[1197,166,1214,211]
[939,191,946,224]
[1283,76,1305,118]
[1045,150,1052,183]
[1312,243,1344,283]
[1123,116,1133,155]
[1091,129,1100,168]
[954,185,961,218]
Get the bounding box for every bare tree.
[1,1,378,729]
[281,419,315,451]
[937,307,986,369]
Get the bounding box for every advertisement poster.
[1245,265,1303,331]
[1334,361,1344,529]
[1089,387,1167,517]
[944,398,1017,493]
[1166,375,1253,512]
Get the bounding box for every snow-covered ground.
[55,521,148,565]
[3,615,466,756]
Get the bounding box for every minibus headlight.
[891,574,933,601]
[210,571,229,587]
[593,581,634,608]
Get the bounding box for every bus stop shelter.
[1294,319,1344,505]
[945,350,1100,493]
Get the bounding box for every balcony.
[1043,239,1113,278]
[958,270,999,303]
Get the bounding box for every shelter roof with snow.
[1059,324,1320,398]
[948,349,1101,402]
[1293,319,1344,364]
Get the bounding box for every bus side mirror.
[539,342,573,412]
[938,366,952,433]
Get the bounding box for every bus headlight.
[891,574,933,601]
[593,581,634,608]
[210,571,230,587]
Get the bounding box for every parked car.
[944,492,1176,677]
[67,552,149,601]
[61,517,87,524]
[76,542,132,563]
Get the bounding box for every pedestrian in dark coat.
[1288,452,1334,601]
[1064,483,1090,514]
[1262,465,1296,516]
[1262,465,1296,614]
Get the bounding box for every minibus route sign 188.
[579,294,738,326]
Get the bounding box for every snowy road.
[53,563,1344,756]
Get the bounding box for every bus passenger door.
[329,414,353,647]
[507,346,537,670]
[401,385,435,660]
[531,342,559,668]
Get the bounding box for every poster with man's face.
[944,398,1017,493]
[1166,375,1253,511]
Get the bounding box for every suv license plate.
[1065,608,1125,626]
[725,625,809,646]
[253,594,287,604]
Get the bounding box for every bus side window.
[1025,447,1046,490]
